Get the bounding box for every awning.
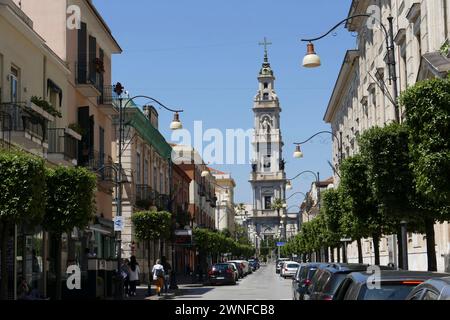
[47,79,63,106]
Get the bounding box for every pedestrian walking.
[121,258,130,297]
[128,256,140,296]
[152,259,165,296]
[161,256,172,293]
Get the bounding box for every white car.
[280,261,300,278]
[229,260,251,275]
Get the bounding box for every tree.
[43,166,96,300]
[132,210,172,291]
[321,189,344,261]
[271,198,285,217]
[0,150,46,299]
[400,75,450,270]
[358,124,417,267]
[340,155,386,265]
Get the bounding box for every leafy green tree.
[271,198,285,216]
[132,210,172,288]
[0,150,46,299]
[400,76,450,270]
[44,166,96,300]
[340,155,386,265]
[321,189,344,261]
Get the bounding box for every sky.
[94,0,356,209]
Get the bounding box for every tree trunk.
[357,239,363,264]
[330,247,335,263]
[397,228,403,269]
[425,218,437,272]
[55,234,62,300]
[324,247,329,262]
[0,221,9,300]
[337,245,341,263]
[372,234,380,266]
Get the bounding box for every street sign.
[114,216,123,232]
[276,242,286,247]
[340,238,352,242]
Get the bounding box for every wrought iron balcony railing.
[48,128,79,161]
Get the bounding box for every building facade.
[1,0,122,299]
[249,51,288,246]
[210,168,236,234]
[324,0,450,271]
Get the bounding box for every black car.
[406,276,450,300]
[292,263,328,300]
[208,263,237,285]
[334,270,450,300]
[305,263,374,300]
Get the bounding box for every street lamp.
[293,145,304,159]
[287,171,320,210]
[302,42,321,68]
[113,83,184,298]
[300,14,400,123]
[293,131,343,166]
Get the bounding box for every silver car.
[280,261,300,278]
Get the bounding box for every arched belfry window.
[264,82,269,89]
[263,93,269,100]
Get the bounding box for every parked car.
[334,270,450,300]
[229,260,251,276]
[228,261,244,279]
[276,259,289,274]
[280,261,300,278]
[305,263,371,300]
[208,263,237,285]
[406,276,450,300]
[248,259,260,271]
[292,263,328,300]
[306,263,396,300]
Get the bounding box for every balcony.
[98,86,118,116]
[75,63,101,97]
[48,128,81,166]
[0,102,54,150]
[80,150,115,189]
[135,185,155,209]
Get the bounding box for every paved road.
[174,263,292,300]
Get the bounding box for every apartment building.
[210,168,236,234]
[13,0,122,298]
[324,0,450,271]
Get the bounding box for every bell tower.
[249,39,287,245]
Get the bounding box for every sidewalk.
[125,274,206,300]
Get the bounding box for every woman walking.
[152,259,165,296]
[128,256,140,296]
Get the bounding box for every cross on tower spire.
[259,37,272,63]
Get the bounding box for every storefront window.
[15,225,45,300]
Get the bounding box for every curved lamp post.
[113,83,184,298]
[293,131,343,166]
[300,14,400,123]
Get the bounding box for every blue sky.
[94,0,355,209]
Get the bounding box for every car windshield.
[287,264,299,268]
[213,264,231,271]
[359,284,417,300]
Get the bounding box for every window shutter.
[77,22,87,83]
[89,35,97,84]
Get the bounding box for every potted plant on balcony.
[31,96,62,119]
[68,123,85,136]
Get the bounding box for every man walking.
[161,256,172,294]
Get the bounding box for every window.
[264,196,272,210]
[153,166,157,190]
[143,159,149,185]
[10,66,19,103]
[263,93,269,100]
[136,152,141,184]
[264,82,268,89]
[99,127,105,165]
[160,171,163,193]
